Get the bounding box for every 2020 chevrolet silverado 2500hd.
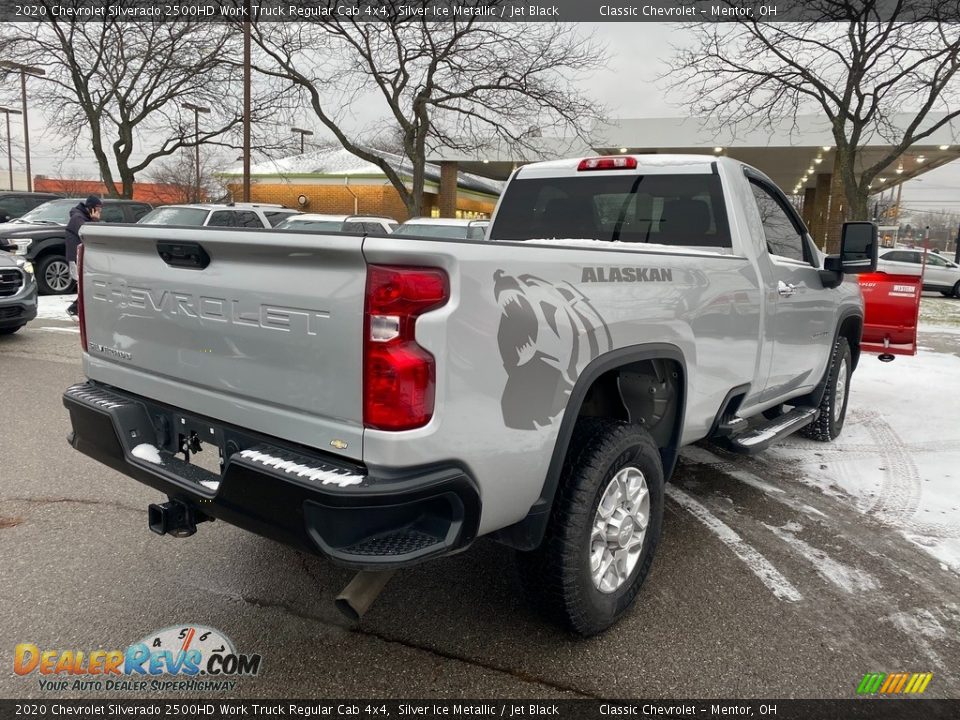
[63,155,878,635]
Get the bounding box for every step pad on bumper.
[237,447,365,488]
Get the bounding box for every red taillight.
[364,265,449,431]
[77,244,87,351]
[577,156,638,171]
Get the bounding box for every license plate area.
[171,413,225,479]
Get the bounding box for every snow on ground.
[768,294,960,575]
[36,294,76,321]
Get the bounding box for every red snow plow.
[857,272,923,361]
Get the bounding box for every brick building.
[220,147,502,222]
[33,178,188,205]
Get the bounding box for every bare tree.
[667,0,960,250]
[0,7,290,198]
[146,151,229,205]
[248,2,606,216]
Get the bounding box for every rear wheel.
[953,281,960,299]
[801,337,852,442]
[0,325,24,335]
[517,418,664,636]
[36,254,74,295]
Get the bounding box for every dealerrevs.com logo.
[14,625,262,692]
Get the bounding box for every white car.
[877,248,960,297]
[138,203,300,229]
[273,214,398,236]
[394,217,489,240]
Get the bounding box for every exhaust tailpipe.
[335,570,397,622]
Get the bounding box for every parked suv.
[138,203,299,229]
[0,192,63,223]
[273,213,398,235]
[877,248,960,297]
[0,198,153,294]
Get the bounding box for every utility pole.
[242,0,252,202]
[0,61,45,192]
[183,103,210,202]
[0,106,22,191]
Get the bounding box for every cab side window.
[100,205,125,223]
[749,180,807,263]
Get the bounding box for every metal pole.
[193,108,200,202]
[5,112,12,191]
[242,0,251,203]
[19,71,31,192]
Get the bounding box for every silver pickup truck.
[63,155,878,635]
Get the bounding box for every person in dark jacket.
[65,195,102,317]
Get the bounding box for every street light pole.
[242,0,252,202]
[0,106,22,191]
[291,127,314,154]
[0,61,45,192]
[183,102,210,203]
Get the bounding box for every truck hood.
[0,223,64,239]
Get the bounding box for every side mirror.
[820,221,878,287]
[839,221,879,273]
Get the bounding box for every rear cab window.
[489,173,732,249]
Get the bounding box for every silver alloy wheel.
[590,466,650,593]
[833,357,849,423]
[45,259,72,292]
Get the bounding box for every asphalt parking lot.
[2,299,959,700]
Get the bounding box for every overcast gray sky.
[19,23,960,214]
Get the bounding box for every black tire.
[942,291,954,297]
[516,418,664,636]
[800,337,852,442]
[36,253,74,295]
[0,325,24,335]
[953,281,960,299]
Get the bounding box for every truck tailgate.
[80,225,366,460]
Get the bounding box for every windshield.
[395,223,470,239]
[139,207,210,226]
[274,218,343,231]
[17,199,78,225]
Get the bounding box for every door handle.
[777,281,796,297]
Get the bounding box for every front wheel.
[801,337,852,442]
[36,254,75,295]
[517,418,664,636]
[953,281,960,299]
[0,325,24,335]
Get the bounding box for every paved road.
[2,307,958,700]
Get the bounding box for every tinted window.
[130,204,152,220]
[926,254,949,267]
[209,210,264,228]
[100,205,125,223]
[490,174,732,248]
[139,207,209,226]
[749,181,805,261]
[264,210,298,227]
[395,223,470,239]
[0,197,27,218]
[884,251,919,264]
[341,221,365,234]
[363,222,388,236]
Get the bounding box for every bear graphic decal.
[493,270,612,430]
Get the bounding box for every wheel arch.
[492,343,687,551]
